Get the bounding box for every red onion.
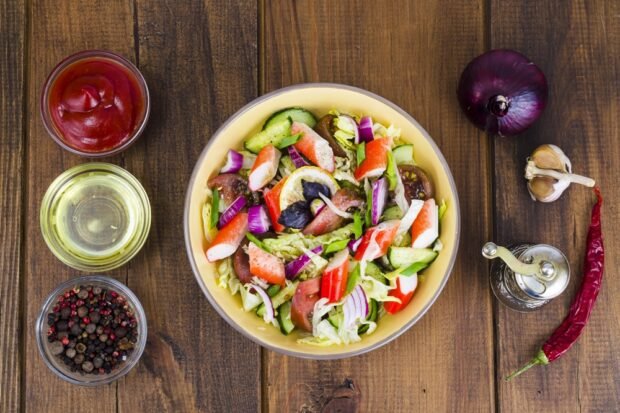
[248,284,275,323]
[457,49,548,136]
[288,145,309,168]
[371,177,388,225]
[248,205,271,234]
[343,285,368,328]
[217,196,246,229]
[285,246,324,279]
[348,237,362,253]
[220,149,244,173]
[358,116,374,143]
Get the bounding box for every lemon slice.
[279,166,339,211]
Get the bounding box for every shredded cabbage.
[392,164,410,213]
[263,224,355,260]
[334,155,359,185]
[217,258,233,289]
[297,297,368,346]
[433,239,444,252]
[240,283,262,311]
[438,199,448,220]
[360,274,400,303]
[372,122,401,140]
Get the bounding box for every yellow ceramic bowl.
[184,84,460,359]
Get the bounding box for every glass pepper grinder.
[481,242,570,312]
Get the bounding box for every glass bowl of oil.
[41,163,151,271]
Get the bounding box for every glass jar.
[35,275,147,386]
[40,163,151,272]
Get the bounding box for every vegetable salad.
[202,108,446,345]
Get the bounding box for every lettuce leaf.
[263,224,356,260]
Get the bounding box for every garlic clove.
[527,176,571,203]
[531,144,567,171]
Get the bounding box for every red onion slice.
[371,177,388,225]
[358,116,374,143]
[248,205,271,234]
[288,145,309,168]
[220,149,244,173]
[248,284,275,323]
[343,285,369,328]
[285,246,324,279]
[218,196,246,229]
[348,237,362,253]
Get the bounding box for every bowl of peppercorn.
[36,275,147,386]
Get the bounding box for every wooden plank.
[491,0,620,411]
[24,1,134,411]
[119,1,260,411]
[0,0,25,412]
[262,1,494,411]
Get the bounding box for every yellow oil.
[52,173,139,259]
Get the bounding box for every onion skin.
[457,49,548,136]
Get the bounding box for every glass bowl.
[40,50,150,157]
[40,163,151,272]
[35,275,148,386]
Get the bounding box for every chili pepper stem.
[505,350,549,381]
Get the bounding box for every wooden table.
[1,1,618,412]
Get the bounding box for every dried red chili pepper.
[506,187,604,380]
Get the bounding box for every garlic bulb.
[525,144,594,202]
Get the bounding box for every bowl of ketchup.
[41,50,150,157]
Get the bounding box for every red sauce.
[47,57,146,153]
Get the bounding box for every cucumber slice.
[263,107,317,130]
[256,281,299,317]
[389,247,438,269]
[358,299,377,334]
[267,284,281,297]
[277,301,295,335]
[245,118,292,153]
[393,144,414,165]
[327,310,343,329]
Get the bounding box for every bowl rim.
[184,82,461,359]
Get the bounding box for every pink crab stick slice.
[206,212,248,262]
[354,136,392,181]
[411,199,439,248]
[248,144,281,191]
[291,121,335,172]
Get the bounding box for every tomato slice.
[320,249,349,303]
[291,277,321,331]
[248,242,285,285]
[264,178,287,233]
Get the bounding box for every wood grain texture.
[0,1,25,412]
[24,1,134,411]
[120,1,260,412]
[491,0,620,411]
[262,1,495,412]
